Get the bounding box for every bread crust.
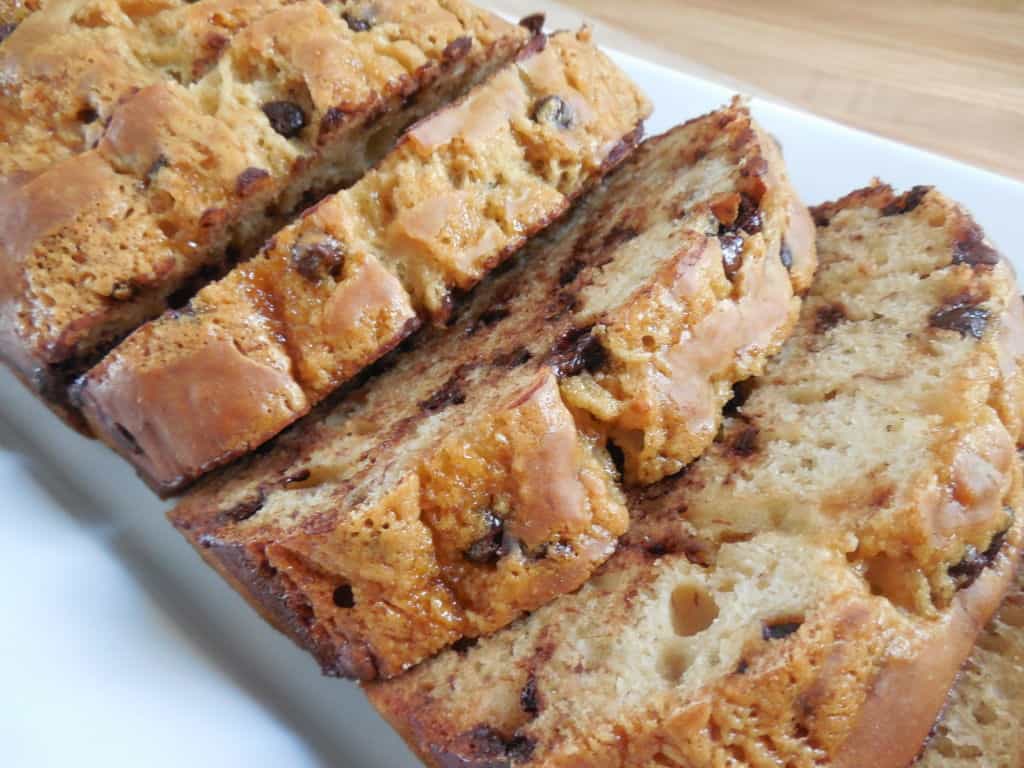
[75,30,653,494]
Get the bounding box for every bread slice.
[0,0,529,423]
[73,28,653,494]
[168,100,814,680]
[367,184,1024,766]
[917,565,1024,767]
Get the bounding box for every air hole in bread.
[657,644,690,682]
[670,582,718,637]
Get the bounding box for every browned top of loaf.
[74,28,653,494]
[0,0,526,389]
[169,101,812,680]
[366,184,1024,768]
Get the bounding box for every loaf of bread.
[74,28,653,494]
[168,100,814,680]
[0,0,529,423]
[367,184,1024,767]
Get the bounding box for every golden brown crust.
[75,30,652,494]
[168,102,810,680]
[1,0,529,420]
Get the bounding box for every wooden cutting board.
[497,0,1024,181]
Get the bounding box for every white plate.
[2,13,1023,768]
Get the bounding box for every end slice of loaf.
[918,565,1024,767]
[0,0,529,424]
[366,184,1024,767]
[75,28,653,494]
[168,100,813,680]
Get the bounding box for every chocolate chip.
[262,100,307,138]
[492,346,532,368]
[113,423,142,455]
[547,327,606,378]
[224,492,265,522]
[320,106,350,135]
[763,621,801,640]
[451,726,533,764]
[881,185,931,216]
[520,674,540,716]
[719,233,744,280]
[558,258,585,287]
[77,106,98,124]
[290,237,345,281]
[0,22,17,42]
[332,584,355,609]
[602,224,640,250]
[235,167,270,197]
[532,95,574,129]
[464,510,504,564]
[342,8,374,32]
[506,735,536,762]
[948,528,1008,591]
[452,637,478,655]
[735,658,749,674]
[468,305,511,335]
[284,468,311,485]
[442,35,473,63]
[930,300,989,339]
[952,225,1000,268]
[729,425,758,457]
[814,303,847,334]
[516,29,548,60]
[420,373,467,413]
[144,154,168,186]
[734,195,762,234]
[518,13,545,34]
[780,240,793,271]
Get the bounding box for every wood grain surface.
[503,1,1024,181]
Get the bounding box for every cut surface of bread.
[0,0,529,422]
[74,28,653,494]
[169,100,814,680]
[366,184,1024,767]
[917,565,1024,768]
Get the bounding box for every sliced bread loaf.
[367,184,1024,766]
[168,101,814,679]
[0,0,529,423]
[74,28,652,494]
